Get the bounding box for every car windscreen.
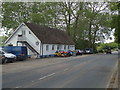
[85,49,90,50]
[0,50,5,54]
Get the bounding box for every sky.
[0,28,6,36]
[104,30,115,43]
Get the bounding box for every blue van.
[3,46,28,60]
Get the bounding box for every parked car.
[3,46,28,60]
[84,48,93,54]
[55,50,69,57]
[105,48,112,54]
[0,52,5,64]
[67,50,73,56]
[76,49,83,55]
[0,49,16,64]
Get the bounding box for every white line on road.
[47,73,56,77]
[39,73,55,80]
[15,86,21,88]
[64,68,69,71]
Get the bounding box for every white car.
[0,49,16,64]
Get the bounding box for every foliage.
[1,2,115,50]
[109,2,120,48]
[0,36,7,46]
[97,42,118,52]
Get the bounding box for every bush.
[97,42,118,53]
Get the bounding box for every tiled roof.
[25,23,75,45]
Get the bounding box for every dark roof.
[24,23,75,45]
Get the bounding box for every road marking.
[106,62,118,88]
[15,86,21,88]
[39,76,47,80]
[64,68,69,71]
[47,73,55,77]
[39,73,55,80]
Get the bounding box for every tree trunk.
[65,2,71,36]
[92,25,98,53]
[88,19,92,48]
[73,16,79,43]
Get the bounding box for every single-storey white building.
[5,22,75,57]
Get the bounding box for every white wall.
[6,23,41,55]
[24,25,41,55]
[6,25,23,46]
[42,44,75,56]
[6,23,75,56]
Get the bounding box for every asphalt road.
[2,52,118,88]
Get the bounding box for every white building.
[5,23,75,57]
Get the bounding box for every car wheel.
[10,60,14,63]
[2,60,4,64]
[4,58,8,63]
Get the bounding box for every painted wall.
[24,24,41,55]
[6,23,75,56]
[42,44,75,56]
[6,23,41,55]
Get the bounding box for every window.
[52,45,54,50]
[68,45,70,50]
[29,31,31,34]
[36,41,39,46]
[59,45,62,50]
[22,30,25,35]
[57,45,59,50]
[46,45,49,51]
[64,45,66,50]
[71,45,75,49]
[57,45,60,50]
[57,45,62,50]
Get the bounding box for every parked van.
[3,46,28,60]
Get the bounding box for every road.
[2,53,118,88]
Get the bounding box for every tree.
[2,2,114,51]
[110,2,120,48]
[97,42,118,53]
[2,2,33,29]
